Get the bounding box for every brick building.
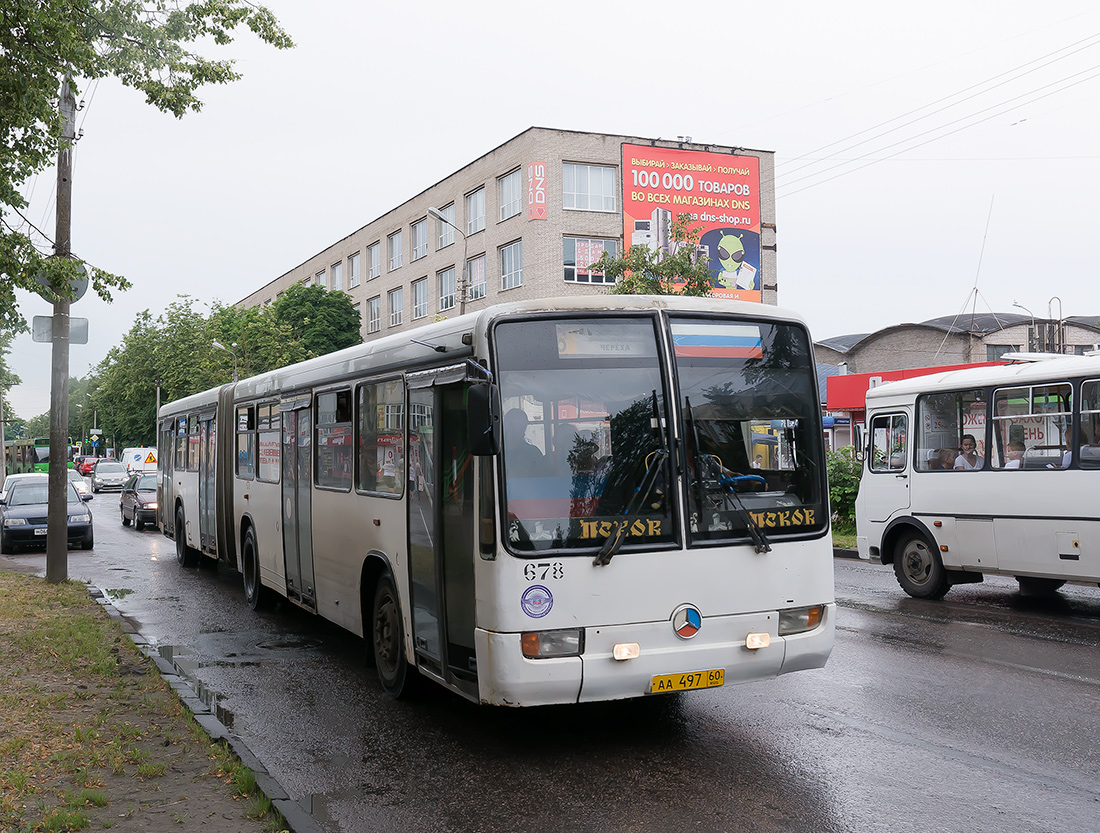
[238,127,778,334]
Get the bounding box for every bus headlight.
[521,629,584,659]
[778,605,824,636]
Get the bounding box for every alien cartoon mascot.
[715,231,758,290]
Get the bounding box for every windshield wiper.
[594,391,668,567]
[685,397,771,553]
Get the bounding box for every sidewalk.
[0,557,319,833]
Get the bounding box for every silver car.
[91,460,128,492]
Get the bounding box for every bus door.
[198,411,218,552]
[865,411,911,522]
[407,375,477,690]
[281,398,316,610]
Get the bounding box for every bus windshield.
[494,316,675,553]
[670,316,826,544]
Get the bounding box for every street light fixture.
[212,340,238,382]
[1012,301,1036,352]
[427,206,469,315]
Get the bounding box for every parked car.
[0,479,93,553]
[120,473,157,531]
[0,472,46,503]
[90,459,127,492]
[67,467,89,497]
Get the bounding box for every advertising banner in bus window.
[622,144,761,302]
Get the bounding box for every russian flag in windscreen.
[672,323,763,359]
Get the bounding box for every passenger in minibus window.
[1004,441,1025,469]
[954,434,984,470]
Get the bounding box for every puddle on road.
[158,644,236,729]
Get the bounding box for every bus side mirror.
[468,384,500,456]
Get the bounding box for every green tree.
[0,0,293,331]
[271,284,362,358]
[591,213,714,296]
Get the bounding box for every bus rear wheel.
[893,531,951,599]
[1015,576,1066,595]
[175,507,198,568]
[371,575,414,698]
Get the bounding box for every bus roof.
[161,296,812,418]
[865,353,1100,402]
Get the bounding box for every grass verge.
[0,571,289,832]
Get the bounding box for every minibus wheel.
[893,530,951,599]
[371,575,414,697]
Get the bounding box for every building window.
[388,287,403,326]
[498,169,522,221]
[367,296,381,333]
[412,278,428,319]
[564,237,618,283]
[367,242,381,279]
[348,252,361,288]
[466,187,485,235]
[352,301,361,323]
[412,219,428,260]
[563,162,617,212]
[987,345,1019,361]
[436,203,455,248]
[388,230,403,271]
[467,254,486,300]
[330,260,343,291]
[501,240,522,290]
[315,269,326,286]
[438,267,456,311]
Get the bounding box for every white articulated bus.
[158,296,834,706]
[856,353,1100,599]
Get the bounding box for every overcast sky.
[7,0,1100,418]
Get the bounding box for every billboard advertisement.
[622,144,762,302]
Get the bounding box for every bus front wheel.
[371,575,414,698]
[893,531,951,599]
[175,507,198,568]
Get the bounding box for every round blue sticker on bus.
[521,585,553,619]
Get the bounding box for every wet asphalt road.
[8,493,1100,833]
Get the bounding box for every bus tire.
[893,530,951,599]
[175,507,199,568]
[371,575,415,698]
[242,527,266,611]
[1015,576,1066,595]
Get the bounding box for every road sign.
[31,315,89,344]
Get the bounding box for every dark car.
[0,480,94,553]
[90,459,127,492]
[120,473,157,531]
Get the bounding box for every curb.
[833,547,859,559]
[88,586,326,833]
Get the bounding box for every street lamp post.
[427,206,469,315]
[212,340,239,382]
[1012,301,1036,352]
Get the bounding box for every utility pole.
[46,77,77,584]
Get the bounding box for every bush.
[825,448,861,526]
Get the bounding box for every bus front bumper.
[474,604,835,707]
